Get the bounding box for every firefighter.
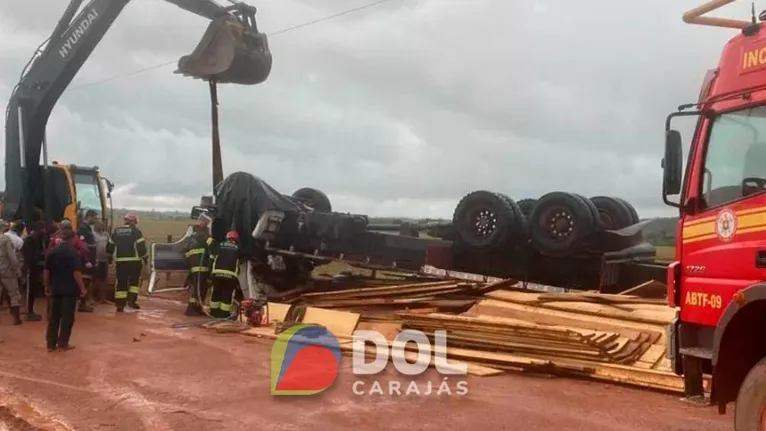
[111,213,147,312]
[209,230,242,319]
[183,220,214,316]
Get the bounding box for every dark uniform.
[111,214,147,312]
[183,225,214,316]
[21,222,47,321]
[209,231,242,319]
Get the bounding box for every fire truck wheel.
[589,196,635,230]
[292,187,332,213]
[452,190,522,249]
[734,357,766,431]
[528,191,596,256]
[614,197,640,224]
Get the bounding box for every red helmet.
[123,212,139,224]
[226,230,239,242]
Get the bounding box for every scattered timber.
[202,273,692,393]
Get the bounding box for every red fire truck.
[664,1,766,428]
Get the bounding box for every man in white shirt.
[5,222,23,251]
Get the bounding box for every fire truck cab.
[663,2,766,428]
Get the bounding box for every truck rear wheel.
[292,187,332,213]
[735,357,766,431]
[528,191,596,256]
[589,196,635,230]
[516,198,537,218]
[614,197,640,224]
[452,190,523,250]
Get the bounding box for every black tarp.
[212,171,302,249]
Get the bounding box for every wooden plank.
[239,324,501,377]
[477,299,668,343]
[634,344,667,369]
[302,307,360,336]
[467,302,660,342]
[399,312,596,336]
[486,290,674,325]
[424,344,684,393]
[356,321,401,341]
[263,302,291,324]
[618,280,667,299]
[536,292,667,306]
[299,280,459,299]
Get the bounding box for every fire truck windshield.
[72,172,102,212]
[701,105,766,208]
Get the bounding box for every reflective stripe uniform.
[209,239,240,318]
[183,229,214,310]
[111,224,147,309]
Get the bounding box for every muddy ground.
[0,296,732,431]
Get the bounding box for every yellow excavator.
[2,0,272,230]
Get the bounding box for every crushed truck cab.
[663,1,766,427]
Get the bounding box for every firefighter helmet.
[226,230,239,242]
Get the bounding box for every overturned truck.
[150,172,666,296]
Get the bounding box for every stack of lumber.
[400,312,654,365]
[280,278,518,320]
[204,275,690,393]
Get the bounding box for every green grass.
[137,219,194,243]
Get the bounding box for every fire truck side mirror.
[663,130,683,196]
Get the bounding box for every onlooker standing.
[90,220,111,304]
[48,221,93,313]
[78,210,98,305]
[5,222,24,251]
[0,221,23,325]
[44,228,86,352]
[21,221,46,321]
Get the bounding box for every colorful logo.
[716,209,737,241]
[270,324,342,396]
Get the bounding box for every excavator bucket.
[176,15,272,85]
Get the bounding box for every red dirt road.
[0,297,732,431]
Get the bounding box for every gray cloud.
[0,0,743,217]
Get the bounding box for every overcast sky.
[0,0,751,218]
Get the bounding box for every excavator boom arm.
[3,0,267,223]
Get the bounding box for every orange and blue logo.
[270,324,342,396]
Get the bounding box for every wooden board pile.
[276,278,518,320]
[205,274,691,393]
[392,288,685,392]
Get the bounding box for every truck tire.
[735,357,766,431]
[517,198,537,218]
[497,193,527,239]
[573,193,600,230]
[589,196,635,230]
[452,190,522,250]
[528,191,596,256]
[292,187,332,213]
[615,197,640,224]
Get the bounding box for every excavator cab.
[175,5,272,84]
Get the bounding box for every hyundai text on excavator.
[2,0,272,230]
[663,0,766,428]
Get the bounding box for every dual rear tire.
[452,191,640,256]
